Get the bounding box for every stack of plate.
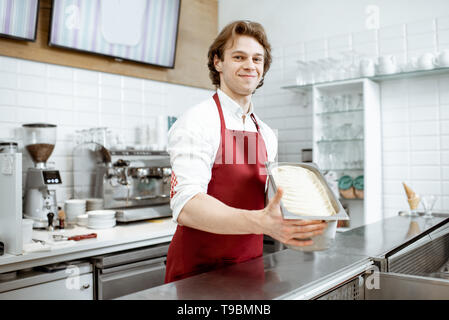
[87,210,116,229]
[77,214,88,227]
[65,199,87,225]
[86,198,104,211]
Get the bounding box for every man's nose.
[243,58,256,69]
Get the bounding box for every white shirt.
[167,89,278,223]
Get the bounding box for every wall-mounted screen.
[49,0,181,68]
[0,0,39,41]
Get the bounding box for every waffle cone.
[402,182,416,199]
[408,196,420,210]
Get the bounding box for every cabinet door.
[0,273,93,300]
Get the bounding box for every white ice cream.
[271,165,336,217]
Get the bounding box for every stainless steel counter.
[119,214,449,300]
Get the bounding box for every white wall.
[219,0,449,217]
[0,55,212,207]
[219,0,449,44]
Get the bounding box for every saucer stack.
[77,214,88,227]
[65,199,87,226]
[87,210,116,229]
[86,198,104,211]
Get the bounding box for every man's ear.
[214,54,222,72]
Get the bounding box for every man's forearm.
[177,192,265,235]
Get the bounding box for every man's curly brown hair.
[207,20,272,90]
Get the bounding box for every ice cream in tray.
[266,162,349,221]
[265,162,349,251]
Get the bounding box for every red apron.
[165,93,268,283]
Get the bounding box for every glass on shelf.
[295,61,308,86]
[316,92,364,115]
[283,63,449,91]
[356,93,364,109]
[317,139,364,171]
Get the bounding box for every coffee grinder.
[23,123,62,229]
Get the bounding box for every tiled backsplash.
[0,55,212,206]
[381,75,449,217]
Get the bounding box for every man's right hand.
[260,187,328,247]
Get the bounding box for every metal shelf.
[316,138,363,143]
[282,66,449,91]
[321,168,364,171]
[316,108,364,116]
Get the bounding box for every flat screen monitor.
[0,0,40,41]
[49,0,181,68]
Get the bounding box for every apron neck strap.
[213,93,261,132]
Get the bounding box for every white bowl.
[88,210,116,220]
[88,219,116,229]
[66,207,86,221]
[77,214,88,226]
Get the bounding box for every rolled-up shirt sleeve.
[167,104,218,224]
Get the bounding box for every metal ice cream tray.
[265,162,349,221]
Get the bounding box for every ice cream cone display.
[402,182,420,210]
[407,197,420,210]
[402,182,416,200]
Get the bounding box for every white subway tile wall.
[0,55,212,206]
[256,17,449,220]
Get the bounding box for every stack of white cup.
[65,199,87,226]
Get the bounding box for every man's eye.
[234,56,243,60]
[254,57,263,63]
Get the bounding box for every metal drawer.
[92,243,170,269]
[97,257,166,300]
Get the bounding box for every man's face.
[214,35,265,98]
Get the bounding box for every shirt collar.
[216,89,254,117]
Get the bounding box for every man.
[165,20,327,283]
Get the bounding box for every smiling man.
[164,20,327,283]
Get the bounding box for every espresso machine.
[95,150,172,222]
[73,136,172,222]
[23,123,62,229]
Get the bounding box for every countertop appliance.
[74,143,172,222]
[0,147,22,255]
[23,123,62,229]
[90,242,170,300]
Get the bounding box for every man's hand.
[260,187,328,247]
